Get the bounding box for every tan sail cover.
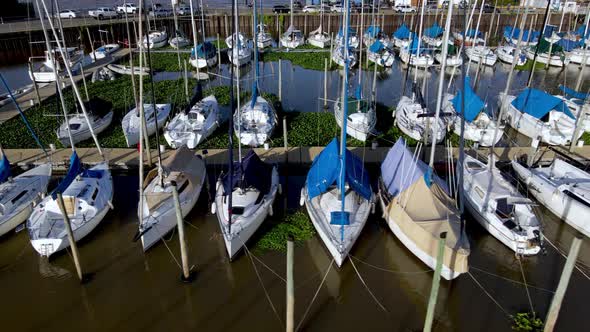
[145,146,205,211]
[385,177,470,273]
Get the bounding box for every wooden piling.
[283,116,288,151]
[544,235,583,332]
[324,58,328,108]
[278,58,282,102]
[286,235,294,332]
[184,60,189,103]
[171,180,193,282]
[28,62,41,105]
[56,192,84,282]
[423,232,447,332]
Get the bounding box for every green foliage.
[511,312,543,332]
[263,50,338,71]
[255,210,316,252]
[515,60,546,71]
[581,132,590,145]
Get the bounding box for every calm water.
[0,171,589,332]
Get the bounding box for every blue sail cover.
[511,88,575,120]
[463,29,483,38]
[544,25,557,38]
[191,42,216,58]
[408,35,423,54]
[381,138,448,197]
[503,26,540,43]
[424,22,443,38]
[559,85,590,100]
[338,26,356,37]
[451,77,485,123]
[393,23,411,39]
[0,154,10,183]
[51,151,81,199]
[369,40,384,53]
[222,149,273,195]
[573,24,590,38]
[366,26,380,38]
[556,38,581,51]
[307,138,372,201]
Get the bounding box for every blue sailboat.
[392,22,413,49]
[301,0,374,267]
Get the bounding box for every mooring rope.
[350,254,433,274]
[467,271,511,320]
[470,266,555,294]
[517,256,536,316]
[296,258,334,331]
[242,242,284,327]
[543,236,590,282]
[349,255,388,312]
[154,226,183,270]
[247,249,287,283]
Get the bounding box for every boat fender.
[371,202,375,214]
[108,200,114,210]
[299,194,305,207]
[551,188,561,201]
[211,202,217,214]
[278,183,282,195]
[269,204,273,217]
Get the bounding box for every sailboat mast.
[466,0,484,74]
[427,0,453,169]
[189,0,198,56]
[138,0,146,233]
[124,9,139,108]
[40,0,104,156]
[569,8,590,152]
[527,0,552,87]
[339,0,352,244]
[290,0,294,28]
[253,0,259,83]
[235,0,242,161]
[413,0,426,84]
[227,0,237,239]
[199,0,207,42]
[34,0,75,151]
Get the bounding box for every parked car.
[149,8,171,17]
[302,5,319,13]
[272,5,290,13]
[176,4,194,15]
[116,3,138,14]
[89,7,118,20]
[331,3,344,12]
[393,4,416,13]
[58,10,77,19]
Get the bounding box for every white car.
[57,10,76,18]
[331,4,345,12]
[116,3,138,14]
[394,4,417,13]
[302,5,320,13]
[89,7,118,20]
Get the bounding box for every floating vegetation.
[511,312,543,332]
[515,60,547,71]
[254,210,316,252]
[263,49,338,71]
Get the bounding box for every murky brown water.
[0,173,588,332]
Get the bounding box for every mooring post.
[56,192,83,282]
[286,235,295,332]
[86,28,96,62]
[79,64,89,101]
[324,57,328,108]
[278,59,282,102]
[171,181,193,282]
[283,116,288,151]
[184,60,189,103]
[217,33,221,66]
[544,234,583,332]
[28,62,41,105]
[423,232,447,332]
[224,14,228,37]
[329,32,334,67]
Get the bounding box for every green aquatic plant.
[255,210,316,252]
[511,312,543,332]
[515,60,546,71]
[263,50,338,71]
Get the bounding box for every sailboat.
[367,40,395,67]
[503,26,539,47]
[57,98,114,147]
[512,158,590,238]
[227,28,251,66]
[0,153,51,237]
[27,0,113,257]
[392,22,412,49]
[189,0,218,69]
[524,38,568,67]
[364,26,391,48]
[500,88,584,145]
[280,0,304,49]
[164,84,224,149]
[496,45,527,66]
[122,103,172,147]
[334,87,376,142]
[331,43,357,68]
[395,84,446,143]
[213,0,279,259]
[423,22,444,48]
[308,3,330,49]
[400,35,434,67]
[462,155,542,255]
[226,32,247,49]
[442,77,501,147]
[434,43,463,67]
[91,43,120,61]
[301,0,374,267]
[143,30,168,49]
[169,30,190,49]
[234,1,277,147]
[464,1,497,67]
[257,24,273,49]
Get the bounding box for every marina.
[1,0,590,331]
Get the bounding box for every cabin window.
[563,190,590,208]
[11,190,28,204]
[467,161,484,171]
[232,206,245,215]
[69,123,81,130]
[91,188,99,201]
[178,181,189,194]
[474,186,484,199]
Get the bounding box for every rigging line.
[517,256,536,316]
[242,241,284,327]
[294,270,322,291]
[467,271,511,320]
[350,255,432,274]
[247,247,287,283]
[156,226,183,270]
[349,255,388,312]
[543,235,590,281]
[295,257,334,332]
[470,266,555,294]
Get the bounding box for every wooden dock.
[0,48,130,124]
[4,144,590,173]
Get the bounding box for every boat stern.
[30,238,65,257]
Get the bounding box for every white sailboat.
[334,95,376,142]
[139,146,207,250]
[57,98,114,147]
[392,23,412,49]
[301,0,373,266]
[257,24,273,49]
[512,158,590,238]
[122,103,171,147]
[367,40,394,67]
[143,30,168,49]
[164,86,224,149]
[90,44,120,61]
[465,46,498,66]
[189,0,218,69]
[496,45,527,66]
[462,155,542,255]
[395,87,446,143]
